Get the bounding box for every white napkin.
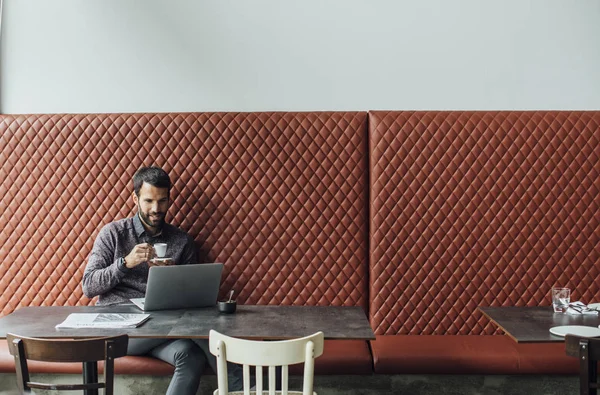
[566,301,599,315]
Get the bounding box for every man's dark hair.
[133,167,171,196]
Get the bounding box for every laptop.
[130,263,223,311]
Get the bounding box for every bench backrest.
[369,111,600,335]
[0,112,369,316]
[3,110,598,336]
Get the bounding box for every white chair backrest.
[209,330,324,395]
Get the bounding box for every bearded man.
[83,166,241,395]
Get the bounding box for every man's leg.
[127,338,168,355]
[194,339,245,391]
[128,338,206,395]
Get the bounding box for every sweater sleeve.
[82,225,128,298]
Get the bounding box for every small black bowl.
[218,300,237,314]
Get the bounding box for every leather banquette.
[0,112,371,375]
[0,110,599,378]
[369,111,600,374]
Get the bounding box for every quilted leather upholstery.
[370,335,578,374]
[369,111,600,335]
[0,112,369,316]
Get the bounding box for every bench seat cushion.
[514,341,578,374]
[314,340,372,374]
[0,339,371,375]
[371,335,518,374]
[371,335,578,374]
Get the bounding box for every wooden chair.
[209,330,324,395]
[6,333,128,395]
[565,334,600,395]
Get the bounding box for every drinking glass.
[551,287,571,313]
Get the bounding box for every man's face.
[133,182,170,230]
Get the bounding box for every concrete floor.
[0,373,580,395]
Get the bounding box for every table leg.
[590,358,597,395]
[83,361,98,395]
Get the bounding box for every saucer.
[153,258,171,262]
[549,325,600,338]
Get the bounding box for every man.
[82,166,241,395]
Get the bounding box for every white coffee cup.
[153,243,167,258]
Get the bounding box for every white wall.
[1,0,599,114]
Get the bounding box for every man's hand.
[124,243,155,269]
[148,258,174,267]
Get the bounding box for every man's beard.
[138,206,165,229]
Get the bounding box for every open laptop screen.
[133,263,223,311]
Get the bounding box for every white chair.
[209,330,324,395]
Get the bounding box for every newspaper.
[55,313,150,329]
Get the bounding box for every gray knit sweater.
[82,215,197,305]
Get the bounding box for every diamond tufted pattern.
[369,111,600,335]
[0,112,369,317]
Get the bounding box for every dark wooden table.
[173,305,374,339]
[0,304,184,339]
[0,304,375,340]
[479,306,600,343]
[0,304,374,395]
[480,306,600,395]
